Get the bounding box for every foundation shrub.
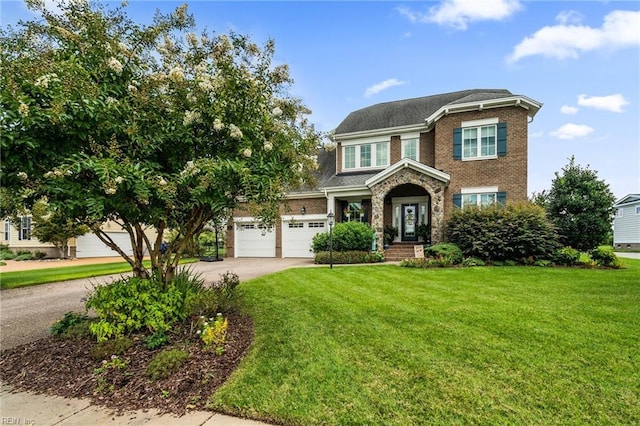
[424,243,464,265]
[314,250,383,264]
[312,222,374,253]
[445,202,559,262]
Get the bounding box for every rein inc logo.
[1,418,35,425]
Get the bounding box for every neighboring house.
[2,217,141,258]
[227,88,543,258]
[612,194,640,250]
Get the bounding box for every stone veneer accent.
[369,167,448,250]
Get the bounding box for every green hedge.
[314,251,384,264]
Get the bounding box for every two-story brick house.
[227,89,542,258]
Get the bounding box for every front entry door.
[401,203,419,242]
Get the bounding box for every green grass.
[210,259,640,425]
[0,258,197,289]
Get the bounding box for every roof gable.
[365,158,451,187]
[334,89,542,138]
[614,193,640,207]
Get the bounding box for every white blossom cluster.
[17,172,28,180]
[18,102,29,117]
[168,66,185,82]
[107,57,123,74]
[263,141,273,151]
[213,119,224,131]
[180,160,200,177]
[35,73,59,89]
[183,110,201,126]
[44,169,70,178]
[242,148,252,158]
[229,124,243,140]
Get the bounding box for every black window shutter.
[497,123,507,157]
[453,128,462,160]
[453,193,462,208]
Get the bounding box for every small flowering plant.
[195,313,228,355]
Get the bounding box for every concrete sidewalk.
[0,383,268,426]
[1,258,316,426]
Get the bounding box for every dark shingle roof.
[334,89,513,135]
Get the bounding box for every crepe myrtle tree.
[0,1,320,283]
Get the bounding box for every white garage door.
[235,222,276,257]
[282,220,326,258]
[76,232,133,258]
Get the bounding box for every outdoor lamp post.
[327,211,335,269]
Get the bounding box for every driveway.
[0,258,313,350]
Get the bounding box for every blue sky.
[2,0,639,200]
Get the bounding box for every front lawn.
[0,258,197,289]
[211,260,640,425]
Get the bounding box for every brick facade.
[434,107,529,222]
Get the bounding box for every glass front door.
[401,203,418,241]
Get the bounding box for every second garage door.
[282,220,326,258]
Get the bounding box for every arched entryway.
[367,160,450,251]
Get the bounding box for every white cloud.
[555,10,583,25]
[560,105,579,115]
[551,123,594,140]
[577,94,629,113]
[397,0,522,30]
[364,78,405,98]
[530,131,545,139]
[508,10,640,62]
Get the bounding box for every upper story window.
[402,138,418,161]
[615,208,624,218]
[18,216,31,240]
[343,142,389,171]
[636,206,640,215]
[453,118,506,161]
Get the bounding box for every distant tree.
[538,156,616,251]
[0,2,319,282]
[31,200,89,259]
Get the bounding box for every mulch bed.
[0,313,253,416]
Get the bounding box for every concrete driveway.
[0,257,313,350]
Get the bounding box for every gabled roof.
[613,194,640,207]
[365,158,450,187]
[333,89,542,139]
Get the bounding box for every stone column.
[371,190,385,251]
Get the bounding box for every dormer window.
[342,141,389,171]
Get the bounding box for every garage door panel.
[282,221,326,258]
[76,233,133,258]
[235,223,276,257]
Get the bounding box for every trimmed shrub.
[590,246,622,268]
[424,243,463,265]
[553,247,581,266]
[90,337,133,360]
[145,349,189,380]
[445,202,559,262]
[314,250,383,264]
[312,221,374,253]
[400,257,455,268]
[0,251,16,260]
[462,257,485,267]
[13,253,33,261]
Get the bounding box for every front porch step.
[384,242,425,261]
